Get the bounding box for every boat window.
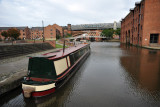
[54,57,68,75]
[67,56,71,67]
[69,53,75,65]
[74,51,80,61]
[69,45,89,65]
[28,58,57,79]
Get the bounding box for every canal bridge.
[69,33,107,42]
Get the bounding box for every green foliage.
[115,28,121,36]
[102,28,121,38]
[8,28,20,40]
[1,31,9,39]
[102,29,114,38]
[65,33,72,38]
[56,44,67,48]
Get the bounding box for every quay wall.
[0,48,59,96]
[0,70,27,96]
[0,43,54,59]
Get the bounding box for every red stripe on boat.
[27,77,53,82]
[32,88,55,97]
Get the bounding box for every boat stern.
[22,81,56,98]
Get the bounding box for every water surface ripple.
[1,42,160,107]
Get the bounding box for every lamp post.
[42,20,45,42]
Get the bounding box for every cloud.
[0,0,141,27]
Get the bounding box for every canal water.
[1,42,160,107]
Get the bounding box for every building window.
[141,25,143,30]
[150,34,159,43]
[51,33,53,35]
[50,29,53,31]
[23,33,25,35]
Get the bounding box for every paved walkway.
[0,48,60,82]
[143,46,160,50]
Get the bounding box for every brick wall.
[121,0,160,47]
[143,0,160,46]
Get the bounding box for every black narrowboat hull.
[22,46,90,98]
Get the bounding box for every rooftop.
[0,27,28,30]
[31,27,43,31]
[63,23,121,31]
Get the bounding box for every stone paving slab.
[0,48,60,81]
[0,48,60,96]
[143,46,160,50]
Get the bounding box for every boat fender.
[22,86,35,98]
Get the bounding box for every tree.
[115,28,121,36]
[102,29,114,39]
[66,33,72,38]
[1,31,9,40]
[7,28,20,40]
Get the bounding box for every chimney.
[67,24,71,31]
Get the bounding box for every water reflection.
[120,44,160,99]
[0,54,89,107]
[1,43,160,106]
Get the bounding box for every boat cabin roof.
[30,44,89,60]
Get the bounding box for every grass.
[56,44,67,48]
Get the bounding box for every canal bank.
[121,43,160,50]
[0,48,60,96]
[1,42,160,107]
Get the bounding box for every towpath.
[0,48,60,96]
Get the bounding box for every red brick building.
[30,27,43,40]
[63,22,120,35]
[121,0,160,47]
[0,27,30,40]
[30,24,63,40]
[44,24,63,41]
[63,22,121,41]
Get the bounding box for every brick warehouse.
[30,24,63,40]
[0,22,120,42]
[120,0,160,47]
[0,27,30,40]
[63,21,121,41]
[0,24,63,40]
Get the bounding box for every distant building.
[63,22,121,41]
[30,24,63,40]
[30,27,43,40]
[0,26,30,40]
[120,0,160,47]
[44,24,63,41]
[70,22,121,31]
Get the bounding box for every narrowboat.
[22,43,90,98]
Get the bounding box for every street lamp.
[42,20,45,42]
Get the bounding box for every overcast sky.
[0,0,141,27]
